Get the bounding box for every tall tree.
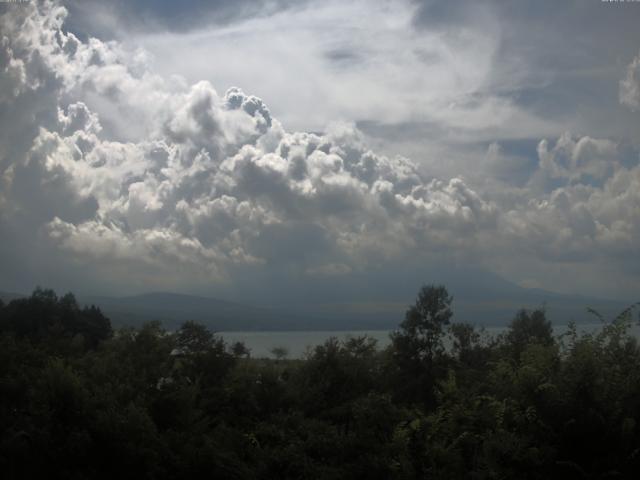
[390,285,453,407]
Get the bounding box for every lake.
[220,330,393,358]
[220,323,640,359]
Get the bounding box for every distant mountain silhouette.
[236,265,631,329]
[213,264,633,329]
[82,287,629,332]
[79,292,343,331]
[2,279,632,331]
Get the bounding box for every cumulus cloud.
[536,133,618,183]
[0,1,639,300]
[0,2,498,288]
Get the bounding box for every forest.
[1,286,639,479]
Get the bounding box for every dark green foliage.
[394,285,453,362]
[390,285,453,407]
[230,340,251,358]
[0,286,639,479]
[0,287,111,350]
[503,308,554,360]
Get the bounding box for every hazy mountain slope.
[80,292,341,331]
[3,271,633,331]
[81,287,631,332]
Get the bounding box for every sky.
[0,0,639,309]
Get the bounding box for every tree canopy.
[0,286,639,479]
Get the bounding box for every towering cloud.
[0,1,638,300]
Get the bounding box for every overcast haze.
[1,0,639,313]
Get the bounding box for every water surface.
[221,323,640,359]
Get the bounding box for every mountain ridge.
[1,284,633,332]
